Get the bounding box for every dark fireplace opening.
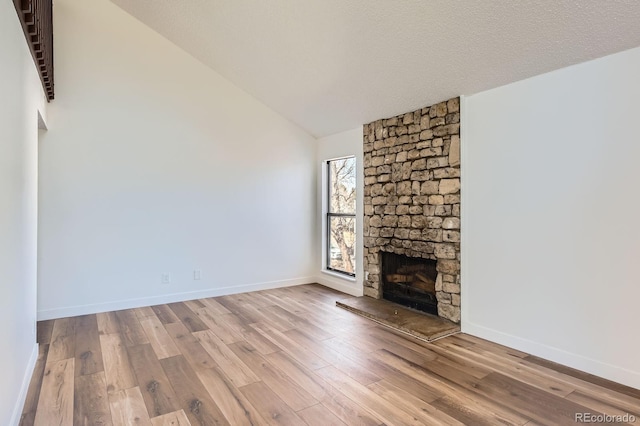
[381,252,438,316]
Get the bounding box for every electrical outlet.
[193,269,201,280]
[161,273,171,284]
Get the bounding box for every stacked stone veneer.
[363,97,461,323]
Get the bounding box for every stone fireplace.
[363,97,461,323]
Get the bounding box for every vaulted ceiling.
[110,0,640,137]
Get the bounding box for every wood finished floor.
[20,284,640,426]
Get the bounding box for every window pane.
[328,216,355,274]
[329,157,356,214]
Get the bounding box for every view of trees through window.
[327,157,356,275]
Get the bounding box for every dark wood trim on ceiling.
[13,0,54,101]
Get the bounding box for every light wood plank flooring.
[21,284,640,425]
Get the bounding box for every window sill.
[321,269,356,282]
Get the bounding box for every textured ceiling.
[110,0,640,137]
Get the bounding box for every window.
[326,157,356,276]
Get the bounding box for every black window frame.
[326,157,356,277]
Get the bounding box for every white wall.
[0,1,48,423]
[316,127,364,296]
[38,0,317,319]
[463,46,640,389]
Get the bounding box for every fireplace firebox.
[381,252,438,315]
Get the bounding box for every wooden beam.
[12,0,54,101]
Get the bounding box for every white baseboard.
[38,277,315,320]
[315,273,363,297]
[463,321,640,390]
[10,343,38,426]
